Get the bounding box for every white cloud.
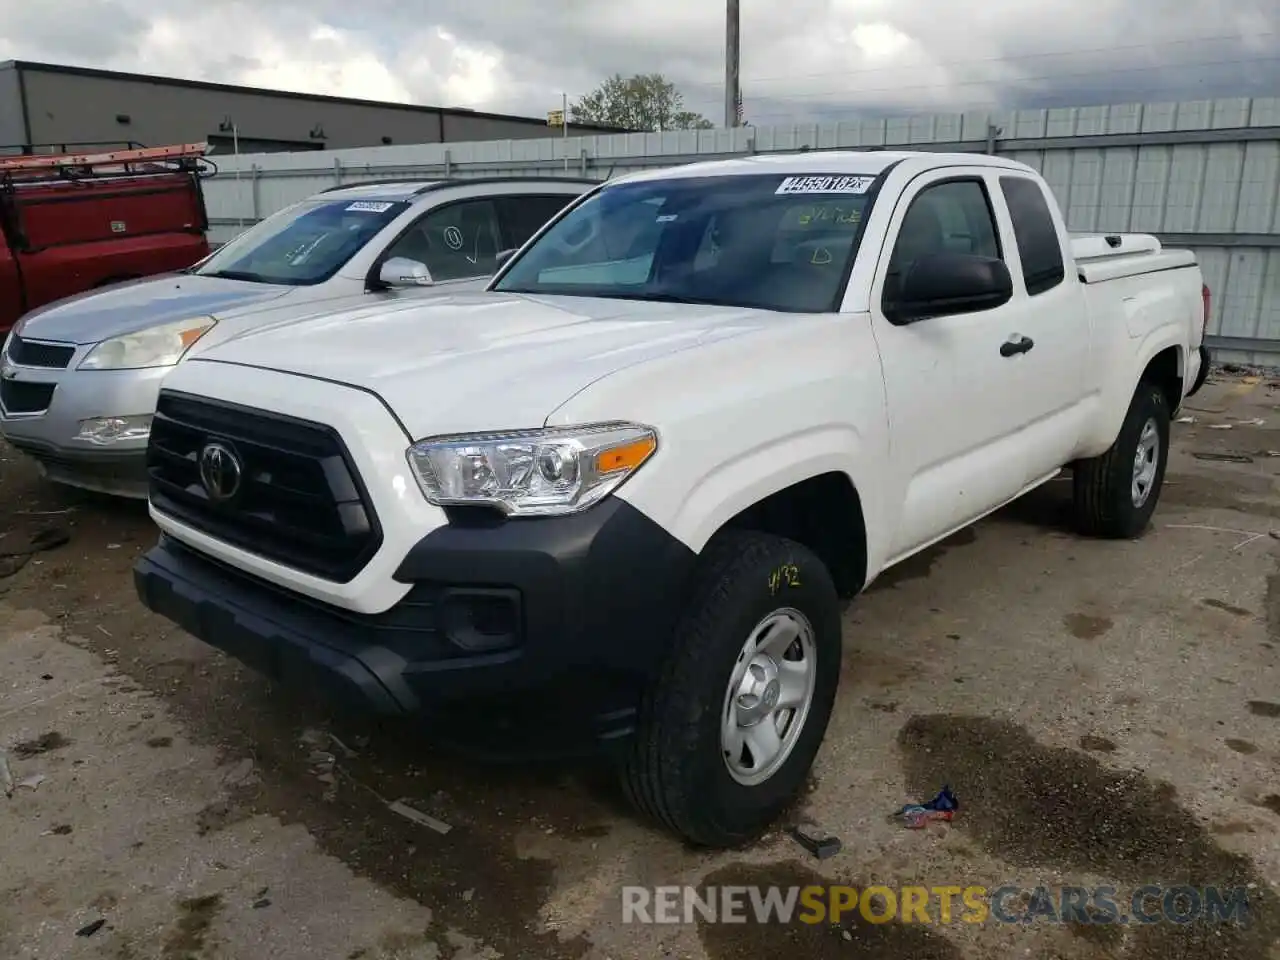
[851,23,913,61]
[237,31,416,106]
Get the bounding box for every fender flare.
[1081,332,1185,458]
[629,423,884,570]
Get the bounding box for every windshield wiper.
[501,287,764,310]
[590,291,742,308]
[201,269,272,283]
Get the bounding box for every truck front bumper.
[134,497,697,752]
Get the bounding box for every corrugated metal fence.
[205,96,1280,363]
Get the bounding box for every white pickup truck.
[133,151,1209,848]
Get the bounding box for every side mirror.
[494,248,517,270]
[888,252,1013,324]
[377,257,433,289]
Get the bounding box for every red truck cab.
[0,142,212,335]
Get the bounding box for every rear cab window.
[493,173,881,313]
[999,176,1066,296]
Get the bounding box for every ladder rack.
[0,142,210,183]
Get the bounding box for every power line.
[551,33,1279,128]
[677,53,1280,119]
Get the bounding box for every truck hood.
[194,291,773,438]
[16,273,296,344]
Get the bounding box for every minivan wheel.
[621,529,842,848]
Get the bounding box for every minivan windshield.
[194,197,409,286]
[492,173,878,312]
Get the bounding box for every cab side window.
[883,179,1001,311]
[1000,176,1066,295]
[384,199,502,281]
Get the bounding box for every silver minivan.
[0,176,594,497]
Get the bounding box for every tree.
[570,73,714,131]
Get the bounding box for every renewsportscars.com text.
[621,884,1252,927]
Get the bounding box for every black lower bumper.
[134,498,697,748]
[6,436,149,497]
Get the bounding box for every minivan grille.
[0,379,55,414]
[7,336,75,369]
[147,391,382,583]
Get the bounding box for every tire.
[621,529,842,848]
[1072,380,1170,539]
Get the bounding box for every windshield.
[194,198,409,286]
[492,173,878,312]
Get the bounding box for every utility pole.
[724,0,740,128]
[231,121,243,230]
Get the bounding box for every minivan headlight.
[78,316,216,370]
[406,422,658,516]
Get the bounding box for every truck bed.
[1070,232,1197,284]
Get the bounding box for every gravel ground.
[1,372,1278,960]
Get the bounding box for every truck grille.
[147,391,382,583]
[6,336,75,369]
[0,379,55,414]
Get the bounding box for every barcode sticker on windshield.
[775,175,875,196]
[345,201,394,213]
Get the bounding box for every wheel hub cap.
[1131,417,1160,508]
[735,656,781,724]
[721,607,818,787]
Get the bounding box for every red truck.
[0,142,213,335]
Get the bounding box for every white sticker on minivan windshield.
[345,201,395,213]
[775,175,875,196]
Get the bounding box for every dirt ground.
[2,372,1279,960]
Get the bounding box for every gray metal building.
[0,60,627,155]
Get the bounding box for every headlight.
[407,422,658,517]
[78,316,216,371]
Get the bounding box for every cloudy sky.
[1,0,1277,124]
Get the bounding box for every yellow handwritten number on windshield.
[796,206,860,228]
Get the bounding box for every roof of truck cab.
[611,150,1033,185]
[318,176,598,203]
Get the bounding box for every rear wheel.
[1072,380,1170,539]
[621,529,842,848]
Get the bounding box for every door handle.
[1000,335,1034,357]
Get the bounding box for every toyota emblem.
[198,441,243,502]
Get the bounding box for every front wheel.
[620,530,843,848]
[1072,380,1171,539]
